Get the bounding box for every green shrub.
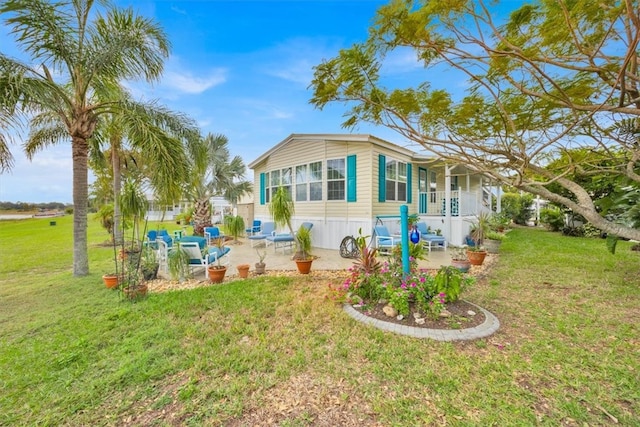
[502,192,534,225]
[539,207,565,231]
[224,215,245,241]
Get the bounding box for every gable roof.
[248,133,424,169]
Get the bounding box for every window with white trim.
[327,158,345,201]
[266,167,292,202]
[385,158,407,202]
[295,161,323,202]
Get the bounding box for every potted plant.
[484,231,505,254]
[255,249,267,275]
[268,186,316,273]
[466,212,490,265]
[293,225,314,274]
[120,266,148,300]
[117,178,149,298]
[450,246,471,272]
[468,212,490,247]
[207,237,228,283]
[140,246,159,280]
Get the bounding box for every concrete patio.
[211,236,452,274]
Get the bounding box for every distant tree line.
[0,201,70,211]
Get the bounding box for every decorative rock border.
[343,300,499,341]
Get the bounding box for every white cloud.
[170,5,187,15]
[162,69,227,94]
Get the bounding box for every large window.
[295,165,307,201]
[327,158,345,201]
[266,167,292,202]
[295,161,322,202]
[385,158,407,202]
[309,161,322,201]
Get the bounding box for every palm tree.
[89,84,196,244]
[185,133,252,235]
[0,0,173,276]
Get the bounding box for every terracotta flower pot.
[208,265,228,283]
[451,259,471,273]
[123,283,148,300]
[466,250,487,266]
[102,274,119,289]
[295,259,313,274]
[237,264,250,278]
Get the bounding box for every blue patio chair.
[415,222,447,251]
[245,219,262,236]
[144,230,159,249]
[373,225,400,255]
[204,226,223,245]
[248,221,275,247]
[266,222,314,253]
[156,229,173,248]
[179,241,230,275]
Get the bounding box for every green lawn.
[0,216,638,425]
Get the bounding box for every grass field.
[0,215,638,425]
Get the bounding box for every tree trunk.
[111,145,123,244]
[192,197,212,236]
[72,135,90,276]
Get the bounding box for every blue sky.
[0,0,517,203]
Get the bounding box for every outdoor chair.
[179,241,230,275]
[266,222,314,253]
[245,219,262,236]
[415,222,447,251]
[373,225,400,255]
[204,226,224,245]
[248,221,275,247]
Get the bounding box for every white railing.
[418,190,480,216]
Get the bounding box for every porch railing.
[418,190,480,216]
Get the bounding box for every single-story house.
[248,134,499,250]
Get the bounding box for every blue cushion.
[160,234,173,248]
[207,246,230,263]
[178,235,207,249]
[378,237,395,246]
[267,233,294,242]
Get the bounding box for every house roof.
[248,133,426,169]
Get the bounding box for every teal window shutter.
[407,163,412,203]
[259,173,265,205]
[378,154,386,202]
[347,155,357,202]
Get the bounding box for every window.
[327,158,345,200]
[385,158,407,201]
[266,168,292,202]
[430,171,437,203]
[264,173,271,203]
[309,161,322,201]
[295,165,307,201]
[295,161,322,202]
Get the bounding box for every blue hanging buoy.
[410,225,420,244]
